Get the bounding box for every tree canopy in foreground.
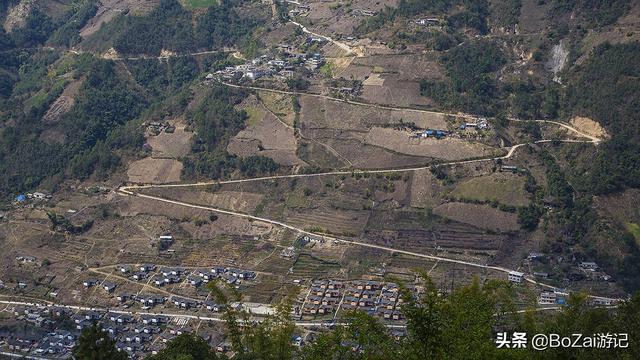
[74,277,640,360]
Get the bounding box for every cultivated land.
[450,172,530,207]
[229,97,306,166]
[127,158,183,184]
[147,119,194,158]
[1,1,634,356]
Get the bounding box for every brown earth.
[360,76,431,107]
[79,0,159,38]
[43,78,83,124]
[144,187,264,214]
[409,169,443,208]
[351,54,444,81]
[228,98,306,167]
[299,95,447,131]
[284,207,370,236]
[569,116,610,140]
[364,127,501,160]
[127,158,183,184]
[433,202,520,232]
[147,119,193,158]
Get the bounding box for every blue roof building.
[16,194,26,202]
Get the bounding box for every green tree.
[148,333,221,360]
[73,323,127,360]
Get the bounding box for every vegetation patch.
[291,253,341,278]
[183,0,218,8]
[626,223,640,245]
[451,173,530,207]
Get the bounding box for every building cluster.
[213,43,325,82]
[352,9,377,17]
[113,264,257,292]
[3,305,225,359]
[143,121,175,135]
[538,291,566,305]
[287,2,310,17]
[414,129,447,139]
[460,117,489,130]
[301,280,416,321]
[15,255,37,264]
[14,191,51,204]
[414,18,443,26]
[302,280,344,316]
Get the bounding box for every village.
[1,239,618,359]
[210,37,328,84]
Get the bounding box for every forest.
[182,85,280,180]
[565,42,640,195]
[355,0,490,36]
[112,0,262,56]
[420,39,504,115]
[0,0,268,203]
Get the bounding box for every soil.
[364,127,501,160]
[147,119,193,158]
[433,202,520,232]
[569,116,610,140]
[127,158,183,184]
[42,78,83,124]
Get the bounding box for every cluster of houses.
[460,117,489,130]
[195,266,257,285]
[3,328,75,357]
[353,9,376,17]
[3,305,226,359]
[302,280,344,316]
[414,18,444,27]
[538,291,566,305]
[15,255,37,264]
[116,263,256,289]
[76,264,260,312]
[213,42,326,82]
[143,121,175,135]
[287,2,310,17]
[82,278,117,293]
[413,129,447,139]
[14,191,51,204]
[301,280,416,321]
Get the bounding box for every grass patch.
[285,191,310,209]
[183,0,218,8]
[244,106,264,127]
[626,222,640,245]
[451,174,529,207]
[292,253,340,277]
[258,91,295,126]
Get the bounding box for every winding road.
[115,77,611,299]
[289,20,354,54]
[116,106,614,302]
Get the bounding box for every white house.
[508,271,524,284]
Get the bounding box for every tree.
[518,205,541,231]
[148,333,221,360]
[73,323,127,360]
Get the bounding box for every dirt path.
[116,161,615,303]
[117,138,618,302]
[221,83,606,142]
[121,139,593,191]
[289,20,353,55]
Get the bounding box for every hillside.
[0,0,639,358]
